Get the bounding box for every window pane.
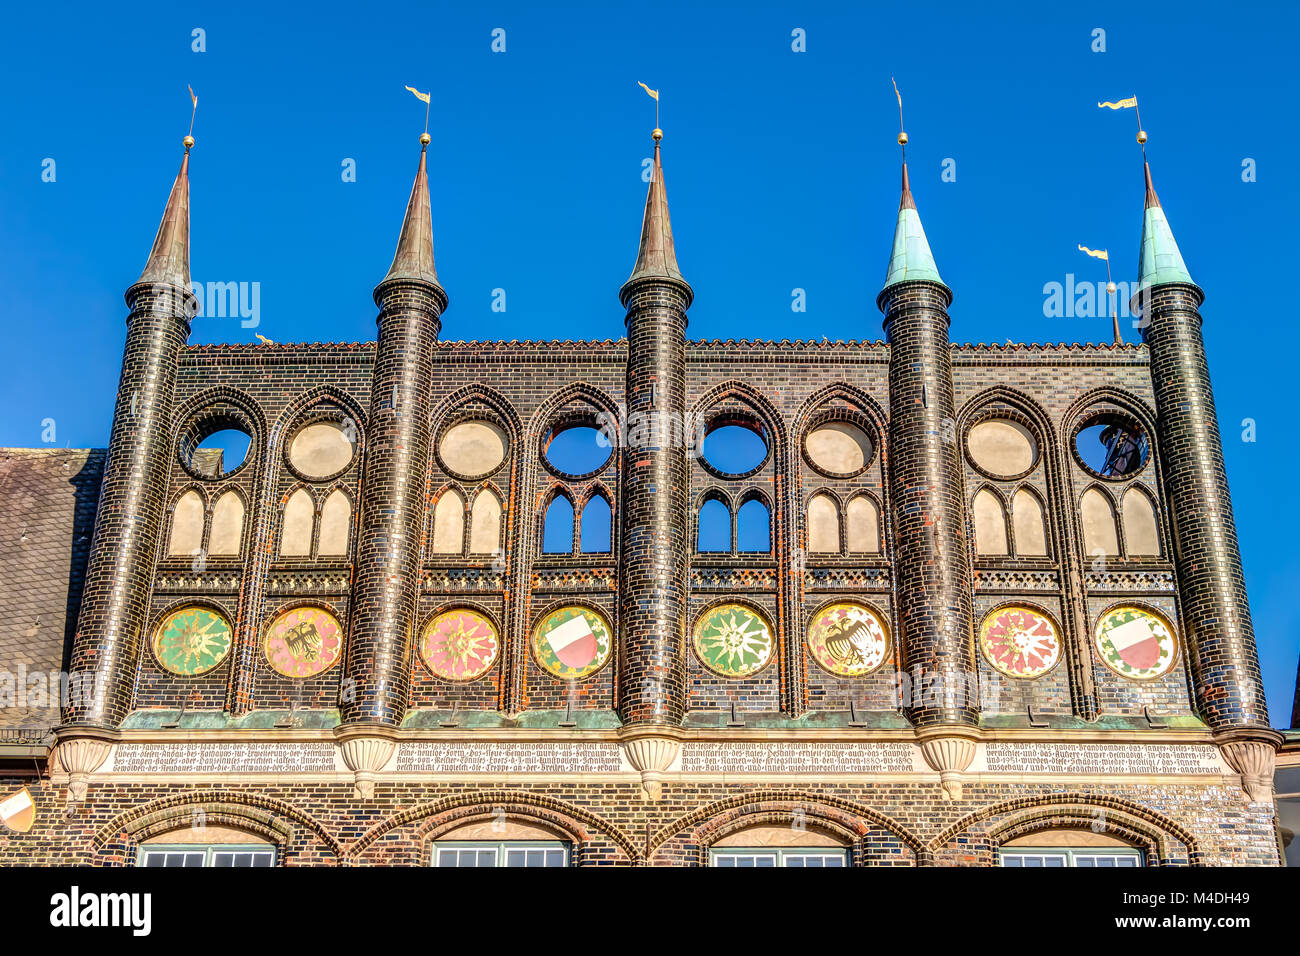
[545,849,566,868]
[477,849,497,867]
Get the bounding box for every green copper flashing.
[1136,161,1194,294]
[880,163,948,299]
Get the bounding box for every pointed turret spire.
[624,130,687,290]
[1136,160,1194,293]
[136,137,193,289]
[880,158,947,294]
[379,133,442,294]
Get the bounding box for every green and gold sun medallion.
[532,605,613,681]
[1094,605,1178,681]
[153,606,233,676]
[693,603,774,678]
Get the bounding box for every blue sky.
[1,0,1295,720]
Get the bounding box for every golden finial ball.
[420,132,431,145]
[183,135,195,149]
[1137,129,1148,145]
[652,127,663,142]
[1106,281,1118,295]
[898,131,908,146]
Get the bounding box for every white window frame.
[709,847,849,867]
[137,843,277,867]
[999,846,1143,867]
[430,841,570,868]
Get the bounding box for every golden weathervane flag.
[637,81,659,101]
[1078,245,1109,260]
[405,85,431,105]
[1098,97,1137,110]
[188,85,197,109]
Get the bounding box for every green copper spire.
[1136,161,1194,293]
[881,162,947,294]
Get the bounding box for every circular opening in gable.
[1075,415,1148,479]
[184,426,251,479]
[543,424,611,478]
[701,419,768,477]
[804,422,873,477]
[288,421,355,480]
[440,420,508,479]
[967,419,1038,479]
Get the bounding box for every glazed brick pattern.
[1142,284,1270,729]
[64,285,194,728]
[342,280,445,726]
[617,280,692,726]
[881,282,978,727]
[43,299,1265,734]
[0,778,1278,866]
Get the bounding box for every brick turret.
[1132,161,1276,797]
[877,158,979,794]
[340,135,447,744]
[61,140,197,731]
[616,130,692,793]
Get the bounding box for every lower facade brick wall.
[0,778,1279,866]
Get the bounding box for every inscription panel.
[394,741,623,774]
[980,743,1227,775]
[682,741,919,774]
[111,742,338,774]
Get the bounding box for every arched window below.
[431,489,465,554]
[1080,487,1119,557]
[317,489,351,556]
[846,496,880,553]
[973,489,1008,555]
[207,490,245,556]
[697,499,731,552]
[542,494,574,553]
[1011,489,1047,556]
[807,493,839,553]
[736,498,770,552]
[1122,487,1160,556]
[579,494,612,553]
[168,489,205,557]
[280,489,315,557]
[1000,829,1143,867]
[469,489,503,554]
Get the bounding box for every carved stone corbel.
[1215,728,1282,805]
[916,727,980,801]
[620,728,684,801]
[335,727,399,799]
[53,729,116,802]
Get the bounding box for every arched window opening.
[807,493,839,554]
[697,498,731,552]
[317,489,351,556]
[542,494,575,554]
[280,489,315,557]
[736,498,770,552]
[208,491,245,556]
[1011,489,1047,557]
[168,489,205,557]
[846,496,880,553]
[1080,488,1120,557]
[972,489,1008,555]
[432,489,466,555]
[1122,487,1160,557]
[469,489,503,554]
[579,494,612,554]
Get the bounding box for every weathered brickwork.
[0,778,1279,867]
